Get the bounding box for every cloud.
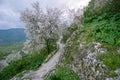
[67,0,91,10]
[0,0,90,29]
[0,6,23,29]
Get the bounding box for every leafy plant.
[99,53,120,70]
[49,67,79,80]
[83,12,120,45]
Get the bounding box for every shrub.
[99,53,120,70]
[83,13,120,45]
[49,67,79,80]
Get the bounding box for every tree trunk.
[46,39,50,54]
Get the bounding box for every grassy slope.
[60,12,120,78]
[83,0,120,74]
[0,43,24,60]
[0,42,57,80]
[56,0,120,79]
[59,2,120,78]
[83,12,120,70]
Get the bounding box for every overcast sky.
[0,0,90,30]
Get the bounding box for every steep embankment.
[2,0,120,80]
[59,28,120,79]
[47,0,120,80]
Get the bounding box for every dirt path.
[22,36,64,80]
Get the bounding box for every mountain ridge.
[0,28,26,46]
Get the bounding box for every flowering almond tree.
[21,2,63,54]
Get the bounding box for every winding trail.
[22,36,64,80]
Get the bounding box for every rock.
[94,42,101,49]
[6,51,22,64]
[115,68,120,76]
[0,60,8,72]
[117,48,120,54]
[0,51,22,72]
[99,48,107,54]
[91,67,95,72]
[62,41,109,80]
[106,78,113,80]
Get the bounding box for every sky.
[0,0,90,30]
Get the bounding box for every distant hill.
[0,28,26,46]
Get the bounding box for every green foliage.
[99,53,120,70]
[83,15,97,23]
[84,0,120,20]
[49,67,79,80]
[62,25,77,43]
[0,49,46,80]
[105,0,120,12]
[83,13,120,45]
[46,39,57,54]
[92,22,120,44]
[0,42,57,80]
[98,52,120,77]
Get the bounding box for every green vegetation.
[0,0,120,80]
[99,53,120,70]
[0,43,24,60]
[83,0,120,45]
[83,13,120,45]
[62,25,77,43]
[0,42,57,80]
[98,53,120,77]
[0,48,46,80]
[82,0,120,78]
[49,67,79,80]
[84,0,120,17]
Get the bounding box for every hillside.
[46,0,120,80]
[0,28,26,46]
[0,0,120,80]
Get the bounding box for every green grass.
[99,53,120,70]
[0,48,47,80]
[49,67,79,80]
[82,1,120,77]
[0,43,23,59]
[83,12,120,46]
[0,42,57,80]
[83,12,120,71]
[98,52,120,77]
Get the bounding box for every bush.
[83,13,120,45]
[0,49,46,80]
[84,0,120,18]
[49,67,79,80]
[99,53,120,70]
